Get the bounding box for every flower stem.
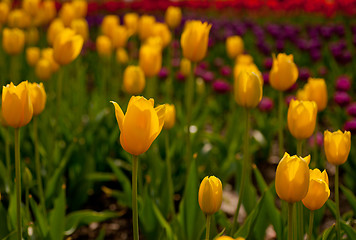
[278,91,284,157]
[297,140,303,157]
[146,76,158,99]
[296,140,303,239]
[205,214,211,240]
[132,155,139,240]
[313,120,319,168]
[335,165,341,240]
[15,128,22,240]
[308,210,314,240]
[5,128,11,180]
[165,132,175,218]
[34,116,45,209]
[231,108,250,234]
[185,62,196,166]
[288,202,294,240]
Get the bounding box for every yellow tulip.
[111,25,128,49]
[72,0,87,18]
[25,27,39,45]
[53,28,84,65]
[324,130,351,165]
[138,15,156,40]
[41,48,60,73]
[47,19,65,46]
[101,15,120,38]
[302,169,330,211]
[8,9,31,28]
[296,88,308,101]
[198,176,223,215]
[144,36,163,50]
[234,70,263,108]
[181,20,211,62]
[123,66,145,95]
[226,35,244,59]
[304,78,328,111]
[269,53,298,91]
[124,13,139,36]
[28,82,46,116]
[236,54,253,65]
[59,3,75,27]
[139,44,162,77]
[180,58,191,77]
[287,99,317,140]
[116,48,129,64]
[96,35,112,58]
[71,18,89,42]
[110,96,166,156]
[22,0,40,17]
[0,2,10,24]
[2,81,33,128]
[165,6,182,29]
[26,47,40,67]
[35,58,52,80]
[163,104,176,129]
[275,152,310,203]
[42,0,57,23]
[234,62,263,85]
[152,23,171,48]
[2,28,25,55]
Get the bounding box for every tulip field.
[1,0,356,239]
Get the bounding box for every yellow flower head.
[28,82,46,116]
[59,2,76,27]
[226,35,244,59]
[53,28,84,65]
[71,18,89,42]
[302,169,330,210]
[165,6,182,29]
[269,53,298,91]
[111,25,128,49]
[304,78,328,112]
[101,15,120,38]
[324,130,351,165]
[180,58,191,77]
[2,28,25,55]
[163,104,176,130]
[35,58,53,81]
[123,66,145,95]
[139,44,162,77]
[26,47,40,67]
[116,48,129,64]
[47,18,65,46]
[234,69,263,108]
[198,176,223,215]
[152,22,172,48]
[96,35,112,58]
[124,13,139,37]
[138,15,156,40]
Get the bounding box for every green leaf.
[326,199,337,217]
[340,185,356,215]
[340,220,356,239]
[0,202,9,238]
[65,210,121,235]
[152,202,175,240]
[49,185,66,240]
[29,198,49,238]
[321,224,335,240]
[94,228,106,240]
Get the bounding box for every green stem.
[34,117,45,209]
[297,140,303,157]
[278,91,284,157]
[335,165,341,240]
[313,120,319,168]
[56,67,64,130]
[132,155,139,240]
[5,128,11,180]
[288,203,294,240]
[10,55,20,85]
[15,128,22,240]
[165,132,175,218]
[25,187,29,217]
[205,214,211,240]
[298,201,304,239]
[146,76,158,99]
[185,62,196,166]
[308,211,314,240]
[231,108,250,234]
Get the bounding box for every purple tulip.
[159,67,169,79]
[220,66,231,77]
[310,49,321,61]
[172,58,180,68]
[335,75,351,91]
[334,91,351,107]
[198,61,209,70]
[299,67,310,81]
[175,72,186,82]
[202,71,215,83]
[308,132,324,148]
[344,119,356,133]
[347,103,356,117]
[262,72,270,85]
[276,39,285,52]
[213,80,230,94]
[258,97,274,112]
[172,40,180,49]
[285,95,296,106]
[194,67,205,78]
[263,57,273,70]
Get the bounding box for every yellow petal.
[110,101,124,131]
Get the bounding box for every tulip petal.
[154,104,166,131]
[110,101,124,131]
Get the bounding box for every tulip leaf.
[340,185,356,215]
[321,224,335,240]
[326,199,337,217]
[340,220,356,239]
[64,210,121,235]
[49,185,66,240]
[152,202,175,240]
[0,202,9,238]
[29,198,49,238]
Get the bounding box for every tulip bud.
[198,176,223,215]
[72,0,87,18]
[26,47,40,67]
[101,15,120,38]
[71,18,89,42]
[116,48,129,64]
[287,99,317,140]
[122,66,145,95]
[23,167,33,189]
[2,28,25,55]
[139,44,162,77]
[53,28,84,65]
[324,130,351,165]
[22,0,40,17]
[269,53,298,91]
[275,153,310,203]
[35,58,53,81]
[47,19,65,46]
[96,35,112,58]
[234,70,263,108]
[41,48,60,73]
[2,81,33,128]
[236,54,253,65]
[111,25,128,49]
[164,104,176,129]
[302,169,330,211]
[28,82,46,116]
[151,23,171,48]
[8,9,31,29]
[226,35,244,59]
[0,2,10,24]
[42,0,57,24]
[124,13,139,37]
[304,78,328,111]
[181,20,211,62]
[165,6,182,29]
[180,58,191,77]
[59,3,75,27]
[138,15,156,40]
[110,96,166,156]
